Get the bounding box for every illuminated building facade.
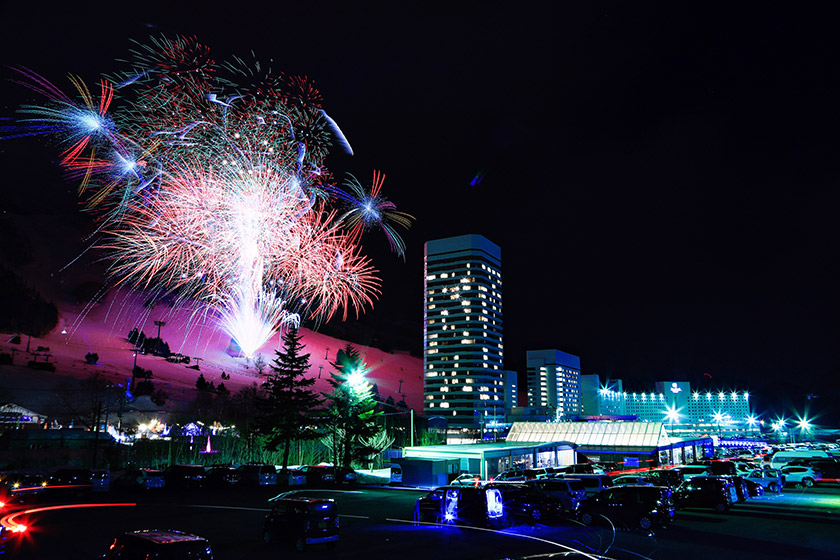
[526,349,582,420]
[581,374,757,436]
[503,370,519,412]
[423,234,504,431]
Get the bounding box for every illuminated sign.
[670,383,682,394]
[445,489,459,522]
[486,488,503,518]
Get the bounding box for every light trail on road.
[0,502,136,533]
[389,516,610,560]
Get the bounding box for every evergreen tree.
[256,326,322,471]
[324,343,382,468]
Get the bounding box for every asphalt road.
[3,484,840,559]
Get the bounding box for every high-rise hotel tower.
[423,234,505,431]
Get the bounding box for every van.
[767,450,831,470]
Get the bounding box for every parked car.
[787,459,840,481]
[743,478,765,497]
[114,469,166,491]
[101,530,213,559]
[494,468,549,482]
[278,468,307,486]
[673,476,737,513]
[647,469,684,489]
[264,497,339,551]
[46,468,95,497]
[734,462,761,475]
[0,471,45,494]
[47,468,94,487]
[415,485,507,528]
[713,475,749,502]
[298,465,357,486]
[91,470,111,492]
[451,473,482,486]
[612,475,656,486]
[163,464,207,489]
[766,450,833,470]
[525,478,587,513]
[780,466,821,488]
[332,466,357,484]
[672,465,712,481]
[555,474,613,496]
[206,466,241,487]
[237,464,277,486]
[489,482,563,523]
[298,465,336,486]
[744,469,783,493]
[578,485,675,530]
[554,463,603,475]
[595,462,620,473]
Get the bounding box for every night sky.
[1,4,838,425]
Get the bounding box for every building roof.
[0,402,47,422]
[404,440,575,459]
[507,421,674,448]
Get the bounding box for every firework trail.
[4,36,411,356]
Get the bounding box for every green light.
[347,370,366,388]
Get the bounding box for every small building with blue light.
[402,440,577,481]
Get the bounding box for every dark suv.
[415,485,507,527]
[647,469,684,489]
[264,497,339,551]
[298,465,356,486]
[488,482,563,523]
[101,530,213,559]
[525,478,587,514]
[673,476,737,512]
[163,465,207,489]
[46,468,95,497]
[579,485,675,529]
[47,468,93,487]
[237,464,277,486]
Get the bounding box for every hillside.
[0,283,424,418]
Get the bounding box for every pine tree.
[256,326,322,471]
[324,343,382,468]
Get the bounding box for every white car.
[612,475,655,486]
[451,473,482,486]
[734,462,760,475]
[744,469,783,493]
[780,466,821,488]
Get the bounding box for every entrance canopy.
[403,440,576,479]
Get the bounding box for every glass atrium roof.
[507,421,673,448]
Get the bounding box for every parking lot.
[3,481,840,559]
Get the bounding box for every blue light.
[486,488,503,518]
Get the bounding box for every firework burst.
[5,36,411,356]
